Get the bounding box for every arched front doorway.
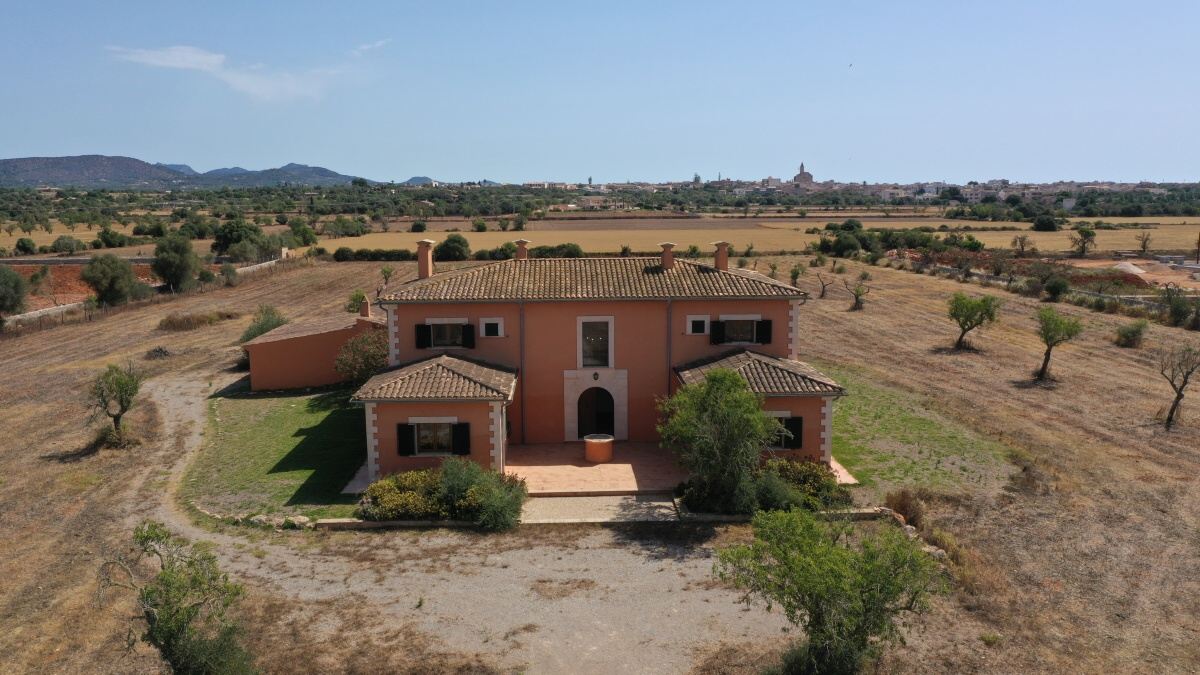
[577,387,615,438]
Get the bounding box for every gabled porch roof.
[674,349,845,397]
[352,354,517,403]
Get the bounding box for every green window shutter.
[755,319,773,344]
[452,423,471,455]
[415,324,432,348]
[783,417,804,449]
[461,324,476,349]
[397,424,416,455]
[709,320,725,345]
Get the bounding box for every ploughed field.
[0,255,1197,672]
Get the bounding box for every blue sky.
[2,1,1198,184]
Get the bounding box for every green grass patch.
[182,388,365,519]
[818,362,1010,497]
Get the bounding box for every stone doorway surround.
[562,368,628,440]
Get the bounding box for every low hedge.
[357,458,527,531]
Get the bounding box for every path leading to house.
[521,494,678,523]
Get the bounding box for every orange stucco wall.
[385,297,796,445]
[761,395,829,463]
[245,319,383,391]
[372,400,498,476]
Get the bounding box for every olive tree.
[948,292,1001,350]
[1135,231,1152,255]
[88,362,143,439]
[843,279,870,311]
[81,254,140,306]
[1035,307,1083,381]
[1158,344,1200,430]
[151,233,201,292]
[1068,227,1097,257]
[716,509,941,673]
[97,522,254,673]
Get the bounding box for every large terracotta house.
[347,239,845,483]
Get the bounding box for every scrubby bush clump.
[1115,319,1149,348]
[238,305,287,343]
[357,458,527,531]
[157,310,240,331]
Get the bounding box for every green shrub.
[1115,319,1148,348]
[754,469,803,511]
[333,246,354,262]
[239,305,287,343]
[1043,276,1070,302]
[434,233,471,261]
[357,459,526,530]
[198,269,216,284]
[765,459,852,509]
[220,263,239,287]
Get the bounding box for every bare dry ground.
[775,256,1200,673]
[1,255,1198,673]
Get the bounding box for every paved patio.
[505,442,688,496]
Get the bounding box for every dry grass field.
[319,220,1200,255]
[1,253,1198,673]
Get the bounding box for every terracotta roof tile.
[675,349,844,396]
[380,258,804,302]
[352,354,517,402]
[242,314,384,346]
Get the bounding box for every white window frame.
[425,317,469,348]
[407,416,459,456]
[479,317,505,338]
[719,313,762,345]
[577,315,615,369]
[685,314,710,335]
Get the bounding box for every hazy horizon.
[3,1,1199,185]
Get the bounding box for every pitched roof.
[242,314,384,346]
[352,354,517,402]
[675,350,845,397]
[379,258,804,303]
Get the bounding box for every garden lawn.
[182,388,365,519]
[819,362,1012,500]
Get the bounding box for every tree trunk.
[112,413,123,433]
[1165,392,1184,430]
[1036,347,1053,381]
[955,328,969,350]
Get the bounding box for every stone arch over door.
[577,387,615,437]
[563,369,628,440]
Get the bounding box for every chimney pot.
[417,239,435,279]
[659,242,676,270]
[514,239,531,260]
[712,241,730,271]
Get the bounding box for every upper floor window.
[415,319,475,349]
[686,315,710,335]
[579,317,612,368]
[432,323,464,347]
[710,316,772,345]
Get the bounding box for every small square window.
[482,321,501,337]
[685,315,709,335]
